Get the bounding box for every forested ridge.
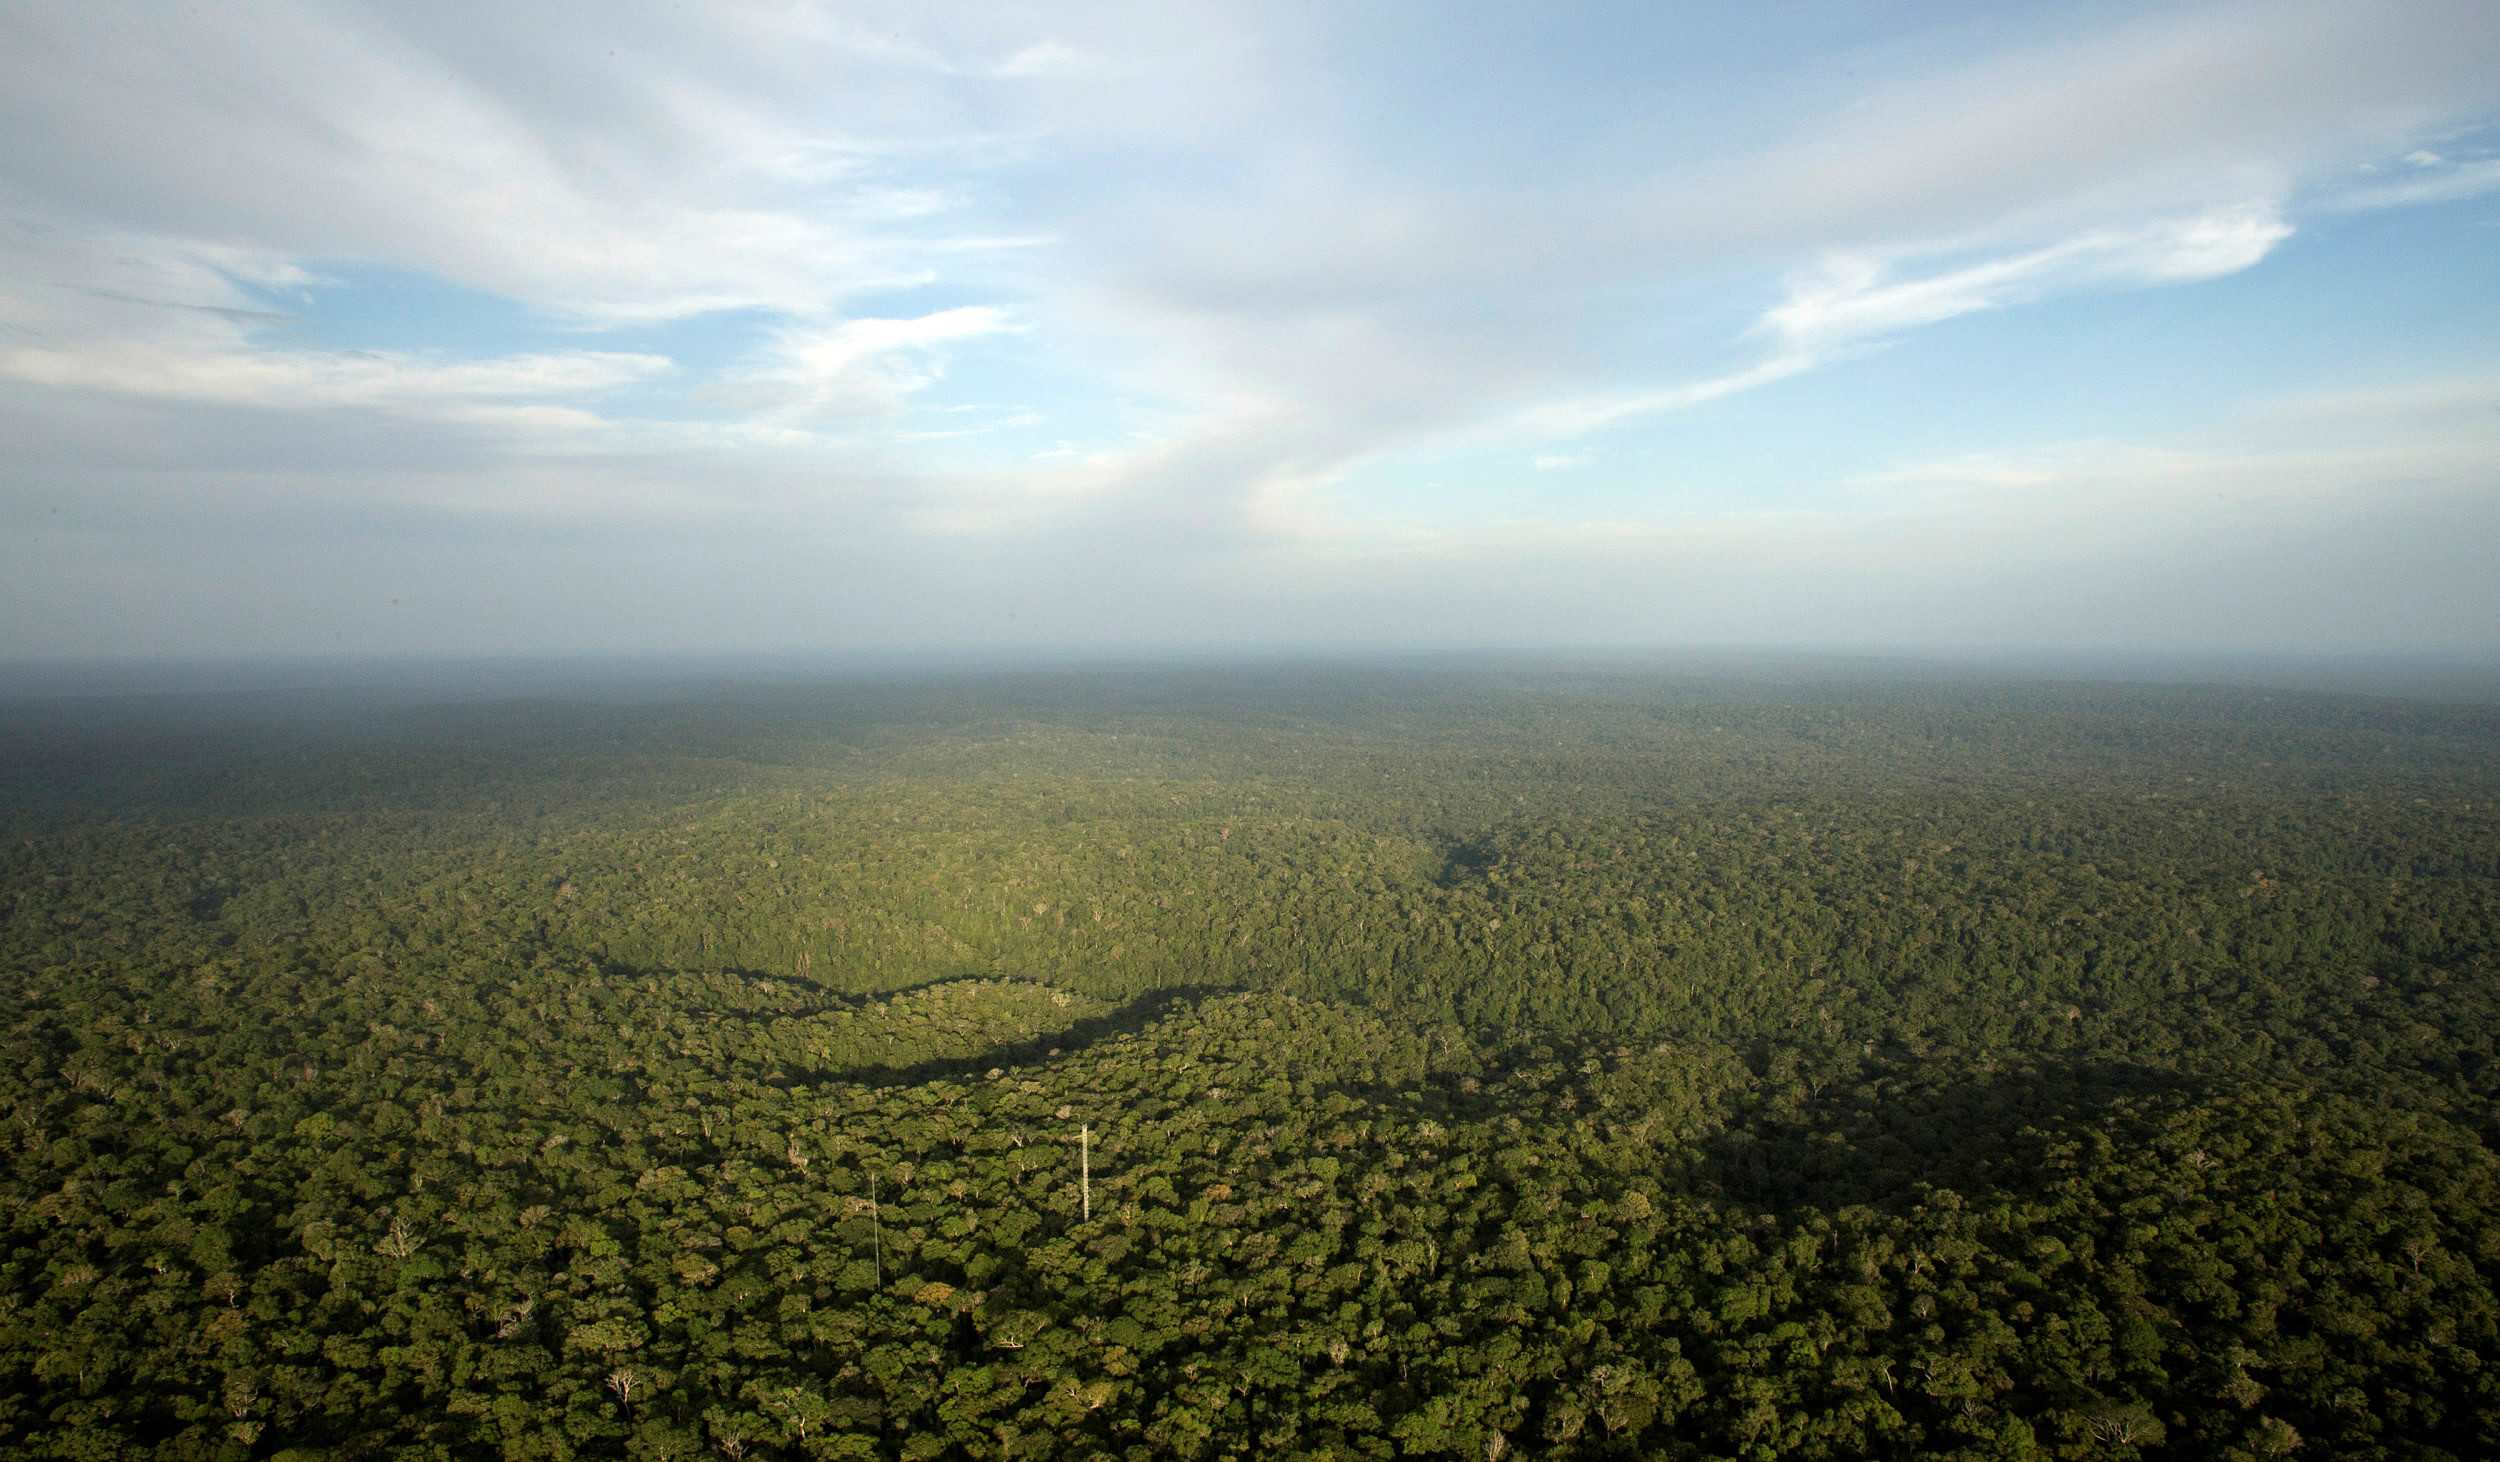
[4,663,2498,1459]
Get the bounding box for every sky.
[3,0,2498,662]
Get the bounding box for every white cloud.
[1533,451,1593,472]
[1236,372,2500,654]
[2234,372,2500,430]
[1518,205,2292,442]
[930,233,1061,253]
[1764,205,2291,352]
[728,306,1019,423]
[1029,0,2500,516]
[0,3,1093,325]
[1851,455,2065,491]
[1862,369,2500,504]
[994,42,1101,80]
[899,407,1044,442]
[2323,157,2500,212]
[0,218,673,433]
[768,306,1017,382]
[1520,355,1819,439]
[0,339,671,411]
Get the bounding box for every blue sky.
[2,0,2497,658]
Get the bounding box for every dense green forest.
[4,660,2498,1459]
